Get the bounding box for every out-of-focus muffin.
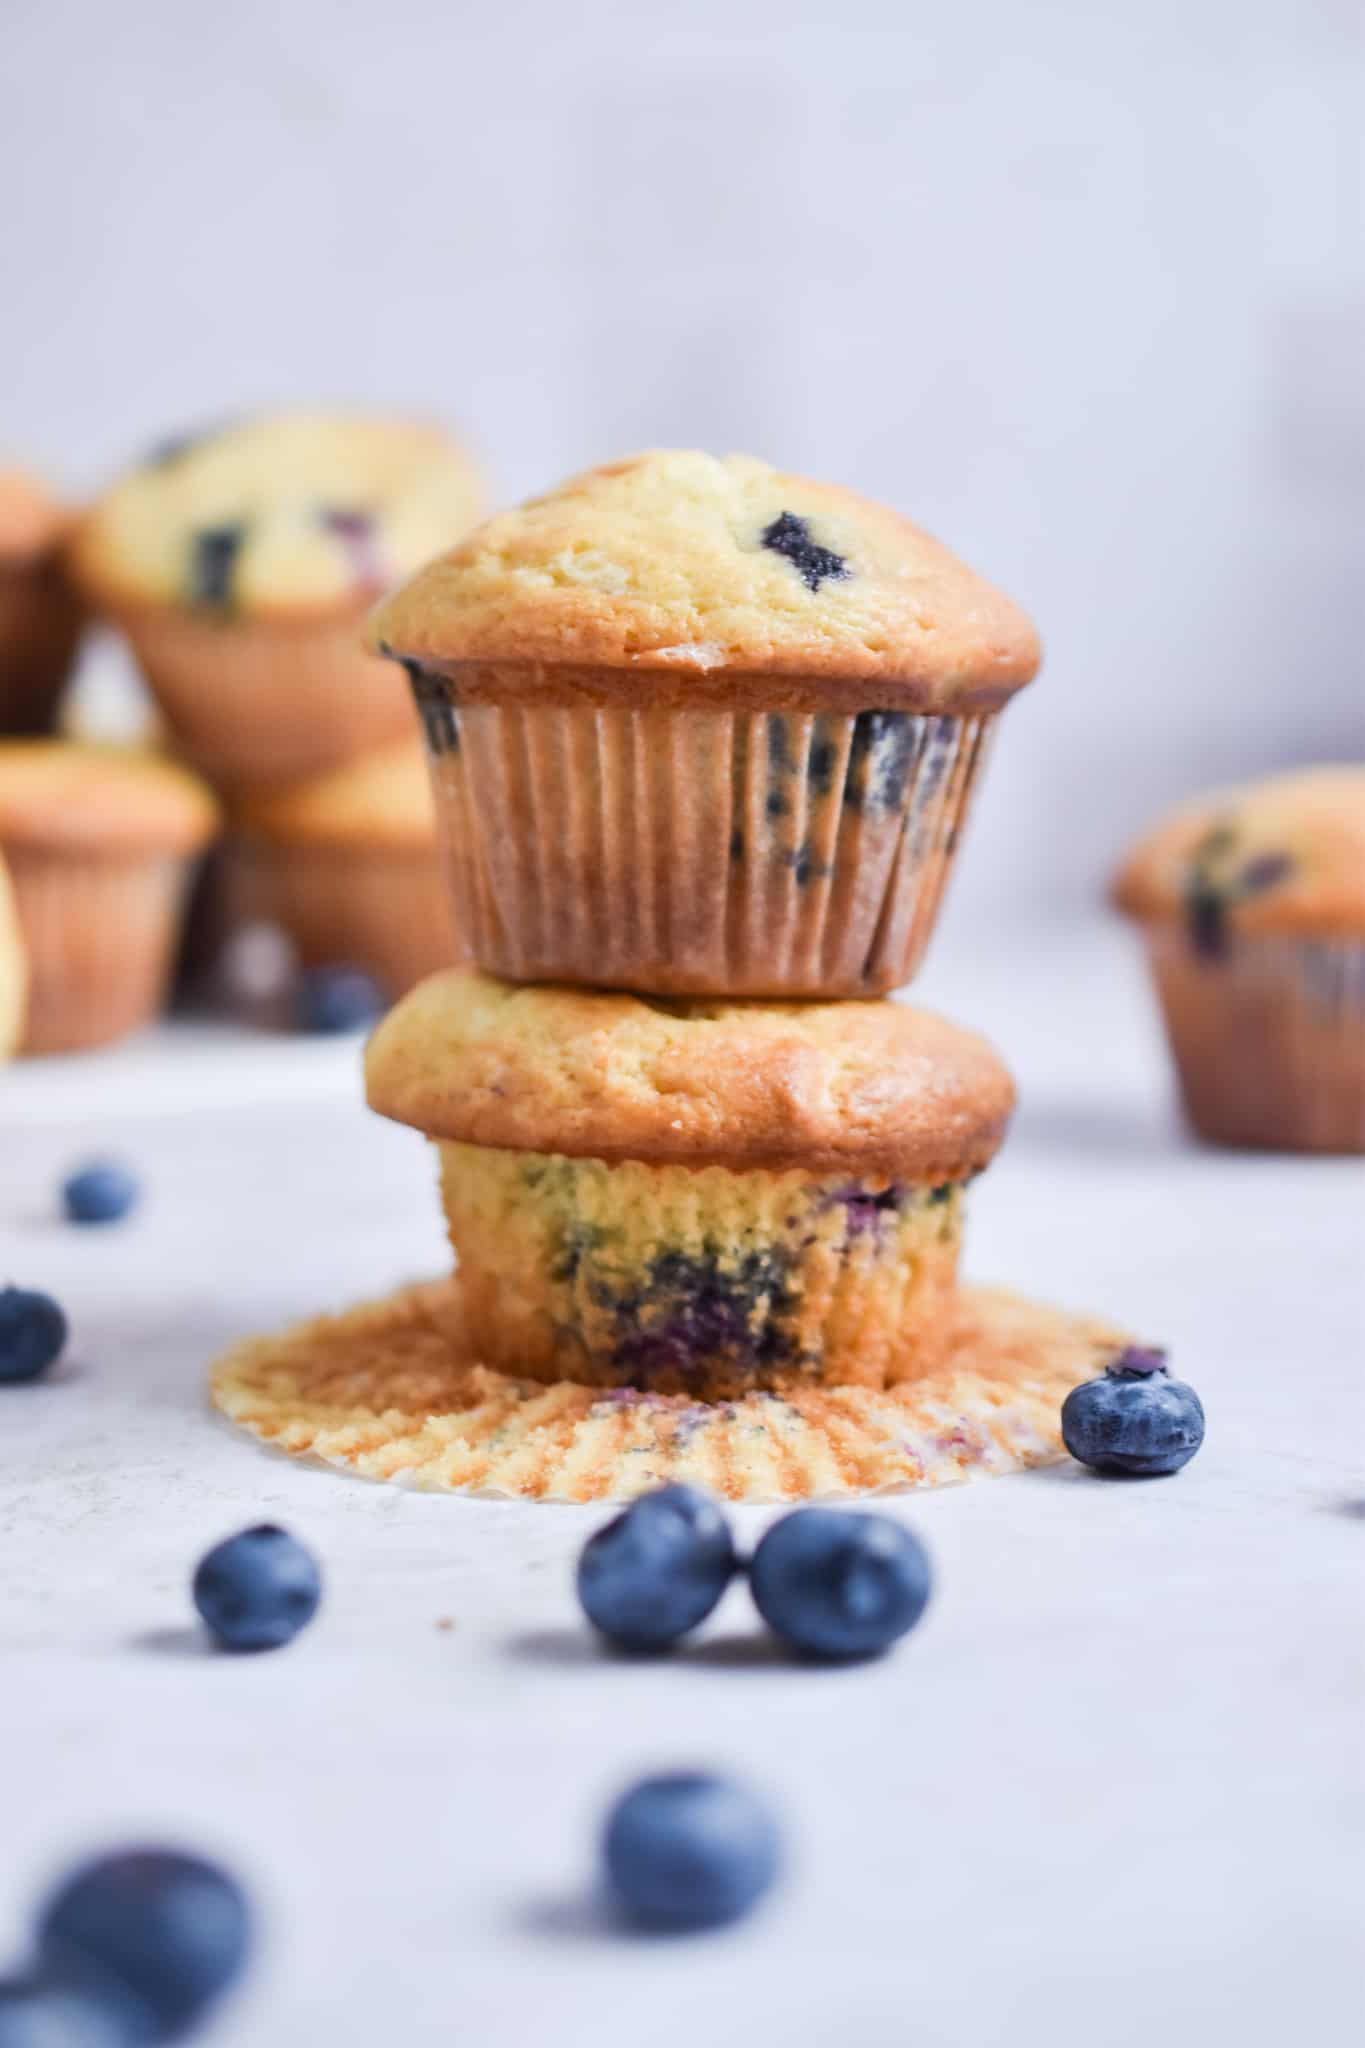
[68,414,482,789]
[0,741,218,1053]
[223,741,465,999]
[365,968,1016,1397]
[0,849,27,1055]
[369,448,1040,998]
[0,467,84,734]
[1113,765,1365,1152]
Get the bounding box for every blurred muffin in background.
[0,467,84,734]
[369,448,1040,999]
[68,414,482,790]
[1113,765,1365,1153]
[0,850,27,1056]
[0,741,218,1053]
[222,741,465,1000]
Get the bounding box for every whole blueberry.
[1062,1354,1205,1477]
[603,1773,781,1931]
[37,1850,250,2043]
[62,1164,140,1227]
[748,1508,932,1660]
[0,1289,68,1385]
[295,965,386,1035]
[192,1525,321,1652]
[577,1485,738,1651]
[0,1974,138,2048]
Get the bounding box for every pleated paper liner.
[210,1277,1134,1503]
[417,694,995,997]
[6,847,192,1053]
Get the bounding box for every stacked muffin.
[215,452,1135,1501]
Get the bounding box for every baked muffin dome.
[0,740,218,855]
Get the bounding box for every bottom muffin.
[209,1276,1136,1502]
[365,969,1016,1400]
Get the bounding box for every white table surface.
[2,921,1361,2048]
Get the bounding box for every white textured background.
[4,0,1362,918]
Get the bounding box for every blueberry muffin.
[365,969,1015,1398]
[224,741,466,998]
[68,414,482,789]
[0,741,218,1052]
[0,849,27,1056]
[0,467,84,734]
[368,449,1040,997]
[1113,765,1365,1152]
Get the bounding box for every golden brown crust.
[368,450,1041,711]
[365,969,1016,1177]
[0,468,71,563]
[1112,766,1365,938]
[0,741,219,855]
[229,741,434,850]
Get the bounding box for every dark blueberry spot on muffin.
[729,828,745,863]
[603,1246,801,1389]
[807,730,838,797]
[766,716,794,774]
[189,524,246,608]
[553,1223,607,1286]
[1239,851,1293,896]
[927,1183,954,1206]
[845,711,917,814]
[322,504,384,592]
[785,841,829,889]
[1186,883,1227,960]
[380,642,461,753]
[760,511,850,593]
[765,789,789,820]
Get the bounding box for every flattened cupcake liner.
[0,558,83,735]
[6,847,191,1053]
[109,604,415,789]
[413,686,994,996]
[210,1277,1133,1503]
[1145,927,1365,1153]
[437,1142,965,1399]
[222,838,466,998]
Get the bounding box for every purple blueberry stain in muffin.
[822,1181,907,1243]
[785,841,830,888]
[845,711,917,814]
[760,511,850,594]
[381,643,460,752]
[321,504,385,593]
[1238,850,1293,896]
[601,1245,805,1390]
[188,524,247,609]
[806,725,839,799]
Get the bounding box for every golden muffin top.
[230,741,434,851]
[1112,765,1365,941]
[0,850,27,1058]
[0,742,219,856]
[365,968,1016,1178]
[368,449,1040,712]
[69,413,482,621]
[0,467,70,564]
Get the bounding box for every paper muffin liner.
[221,839,467,999]
[437,1143,966,1399]
[1144,926,1365,1153]
[6,846,192,1053]
[108,603,415,791]
[209,1276,1133,1502]
[412,686,995,996]
[0,557,84,734]
[0,856,27,1056]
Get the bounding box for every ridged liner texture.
[221,839,468,999]
[415,688,994,996]
[209,1277,1134,1503]
[7,848,192,1053]
[1146,927,1365,1153]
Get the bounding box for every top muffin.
[69,413,482,620]
[1112,765,1365,944]
[369,449,1040,710]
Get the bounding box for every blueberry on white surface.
[603,1773,781,1931]
[1062,1348,1205,1477]
[577,1485,738,1651]
[295,964,386,1035]
[37,1849,250,2043]
[0,1289,68,1385]
[62,1164,140,1227]
[748,1508,932,1659]
[192,1525,321,1653]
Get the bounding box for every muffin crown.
[369,450,1040,712]
[0,468,70,564]
[230,742,434,852]
[1112,765,1365,939]
[68,413,481,621]
[0,742,219,855]
[365,969,1016,1177]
